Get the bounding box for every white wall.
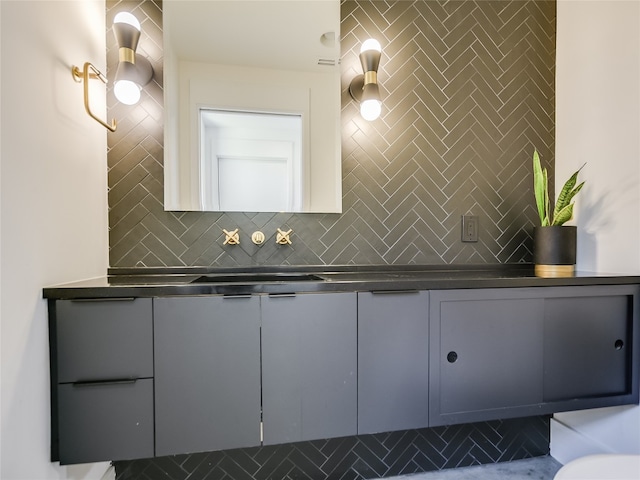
[552,0,640,464]
[0,1,111,479]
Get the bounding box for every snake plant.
[533,149,585,226]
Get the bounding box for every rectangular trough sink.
[190,273,325,284]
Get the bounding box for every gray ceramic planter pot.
[533,226,577,277]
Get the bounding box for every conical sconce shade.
[112,11,153,105]
[349,39,382,121]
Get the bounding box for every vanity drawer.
[55,298,153,383]
[57,379,154,465]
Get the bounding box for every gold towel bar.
[72,62,117,132]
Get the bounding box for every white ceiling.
[164,0,340,72]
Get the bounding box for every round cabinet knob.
[615,339,624,350]
[447,351,458,363]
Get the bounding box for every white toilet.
[554,454,640,480]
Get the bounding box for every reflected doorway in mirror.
[200,109,303,212]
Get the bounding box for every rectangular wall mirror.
[163,0,342,213]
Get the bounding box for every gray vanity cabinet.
[153,296,262,456]
[429,289,545,426]
[53,298,154,465]
[357,291,430,434]
[48,280,640,465]
[261,292,358,445]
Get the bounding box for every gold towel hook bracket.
[72,62,117,132]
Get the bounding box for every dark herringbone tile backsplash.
[106,0,555,267]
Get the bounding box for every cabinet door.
[358,291,429,434]
[154,296,261,456]
[430,289,544,426]
[544,291,632,401]
[262,292,357,445]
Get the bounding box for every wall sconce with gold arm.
[112,12,154,105]
[71,12,154,131]
[349,39,382,121]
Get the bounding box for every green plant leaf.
[552,203,574,226]
[563,181,585,209]
[553,164,585,222]
[533,150,548,225]
[554,173,578,214]
[542,167,550,226]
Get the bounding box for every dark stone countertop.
[42,264,640,299]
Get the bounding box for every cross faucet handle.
[276,228,293,245]
[223,228,240,245]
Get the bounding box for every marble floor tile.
[382,456,563,480]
